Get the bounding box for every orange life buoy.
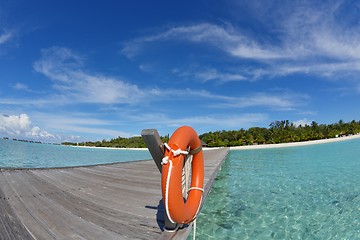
[161,126,204,224]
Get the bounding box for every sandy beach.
[70,145,149,150]
[230,133,360,150]
[68,133,360,151]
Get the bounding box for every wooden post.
[141,129,178,231]
[141,129,164,173]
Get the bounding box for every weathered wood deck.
[0,148,229,240]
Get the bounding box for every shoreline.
[67,133,360,151]
[69,145,149,150]
[230,133,360,150]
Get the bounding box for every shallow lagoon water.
[0,139,151,168]
[191,139,360,239]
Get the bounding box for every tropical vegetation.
[62,135,170,148]
[61,120,360,148]
[200,120,360,147]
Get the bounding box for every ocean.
[0,138,151,168]
[190,138,360,239]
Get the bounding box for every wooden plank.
[1,170,122,240]
[0,170,58,240]
[0,171,34,240]
[29,170,160,239]
[31,166,161,217]
[0,148,229,239]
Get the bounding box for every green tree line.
[62,120,360,148]
[62,135,170,148]
[200,120,360,147]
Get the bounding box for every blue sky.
[1,0,360,142]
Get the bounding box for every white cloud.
[0,97,56,106]
[13,83,29,90]
[31,112,132,138]
[52,124,129,139]
[139,64,154,72]
[314,34,359,61]
[122,23,288,60]
[121,23,235,58]
[151,87,309,112]
[34,47,144,104]
[195,68,246,83]
[32,47,306,111]
[204,92,309,111]
[294,118,313,127]
[230,44,285,60]
[166,114,267,129]
[0,31,12,44]
[121,1,360,81]
[127,112,268,132]
[0,113,57,141]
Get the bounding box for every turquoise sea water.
[192,139,360,239]
[0,139,151,168]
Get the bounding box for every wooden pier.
[0,148,229,239]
